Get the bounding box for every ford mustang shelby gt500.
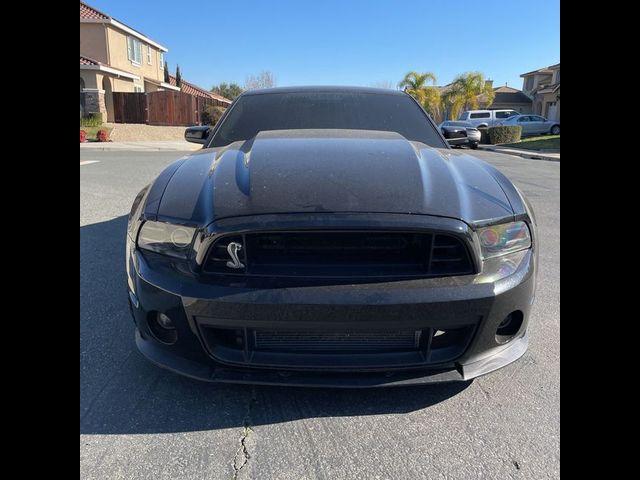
[126,86,537,387]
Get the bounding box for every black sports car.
[439,121,481,149]
[126,86,537,387]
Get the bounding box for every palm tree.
[399,71,441,119]
[443,72,495,120]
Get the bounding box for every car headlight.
[475,221,532,282]
[478,221,531,258]
[137,221,196,259]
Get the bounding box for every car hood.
[154,129,514,226]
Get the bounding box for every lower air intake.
[254,330,420,351]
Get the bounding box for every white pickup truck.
[458,109,520,128]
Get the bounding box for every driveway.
[80,149,559,479]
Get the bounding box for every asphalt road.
[80,148,559,480]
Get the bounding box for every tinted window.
[517,116,530,122]
[469,112,491,119]
[458,112,469,120]
[210,92,446,148]
[495,110,518,119]
[531,116,546,122]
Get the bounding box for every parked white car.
[457,109,520,128]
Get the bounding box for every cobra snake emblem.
[226,242,245,269]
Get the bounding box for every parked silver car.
[499,114,560,136]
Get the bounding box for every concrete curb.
[477,145,559,162]
[80,141,201,152]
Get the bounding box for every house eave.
[160,82,181,91]
[80,64,140,80]
[80,18,168,52]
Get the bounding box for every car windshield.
[210,91,447,148]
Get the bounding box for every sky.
[86,0,560,91]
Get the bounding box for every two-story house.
[520,63,560,122]
[80,2,179,121]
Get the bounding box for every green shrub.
[80,113,103,127]
[200,105,226,125]
[488,126,522,144]
[477,127,490,144]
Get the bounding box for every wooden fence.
[112,90,221,126]
[113,92,147,124]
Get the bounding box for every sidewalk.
[477,144,559,162]
[80,141,202,152]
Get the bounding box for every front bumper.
[446,136,479,147]
[127,235,536,387]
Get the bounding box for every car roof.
[240,86,407,97]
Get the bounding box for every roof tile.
[80,2,110,20]
[168,75,232,104]
[80,55,100,66]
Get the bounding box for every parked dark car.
[439,121,481,149]
[127,86,537,387]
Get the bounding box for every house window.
[525,77,534,91]
[159,52,164,69]
[127,36,142,64]
[555,70,560,83]
[147,45,152,65]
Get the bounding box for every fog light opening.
[147,312,178,345]
[495,311,524,344]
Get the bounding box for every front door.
[547,103,558,122]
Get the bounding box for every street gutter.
[477,144,559,162]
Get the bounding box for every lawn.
[81,125,113,141]
[500,135,560,152]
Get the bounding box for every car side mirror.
[185,126,211,144]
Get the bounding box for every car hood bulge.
[155,129,514,225]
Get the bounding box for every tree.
[211,82,244,101]
[175,65,182,87]
[245,70,276,90]
[163,61,170,83]
[443,72,495,121]
[201,105,227,125]
[398,71,441,119]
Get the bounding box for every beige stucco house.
[80,1,179,121]
[520,63,560,122]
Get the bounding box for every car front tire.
[550,125,560,135]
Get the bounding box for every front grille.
[203,231,473,278]
[198,323,476,368]
[254,330,420,351]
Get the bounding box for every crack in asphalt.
[231,387,257,479]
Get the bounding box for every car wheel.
[470,143,478,149]
[550,125,560,135]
